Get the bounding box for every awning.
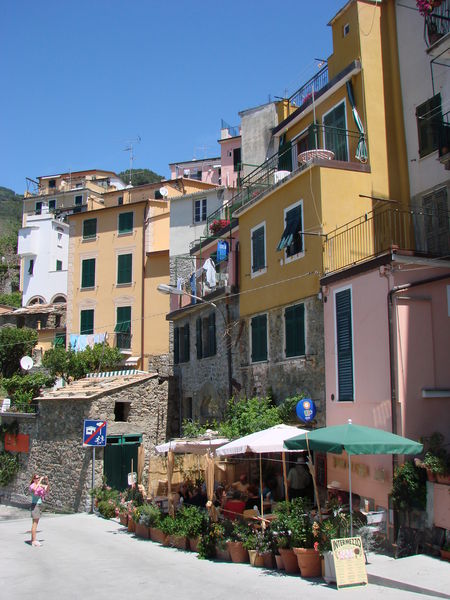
[276,214,300,251]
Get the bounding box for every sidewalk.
[366,552,449,599]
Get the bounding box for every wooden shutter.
[285,303,305,357]
[118,212,134,234]
[416,93,441,158]
[208,312,216,356]
[323,102,348,161]
[80,309,94,335]
[336,289,354,400]
[278,133,293,171]
[183,324,190,362]
[82,258,95,288]
[83,218,97,239]
[174,327,180,364]
[251,314,267,362]
[117,254,132,284]
[196,318,203,359]
[252,227,265,272]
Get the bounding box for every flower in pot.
[162,513,189,550]
[272,498,314,575]
[226,520,250,563]
[199,519,227,560]
[244,529,274,568]
[312,508,351,583]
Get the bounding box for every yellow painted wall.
[327,1,361,78]
[144,251,170,357]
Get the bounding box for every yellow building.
[229,0,409,404]
[67,179,215,370]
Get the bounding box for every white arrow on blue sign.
[83,420,107,447]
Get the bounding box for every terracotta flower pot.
[293,547,321,578]
[150,527,168,545]
[135,522,150,539]
[215,545,231,562]
[275,554,285,570]
[248,549,265,567]
[119,512,128,527]
[279,548,299,574]
[226,541,249,563]
[169,534,188,550]
[436,473,450,485]
[263,552,275,569]
[189,537,200,552]
[426,469,437,482]
[128,518,136,533]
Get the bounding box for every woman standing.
[29,474,49,547]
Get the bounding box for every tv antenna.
[123,136,141,186]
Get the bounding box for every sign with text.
[331,536,367,589]
[83,420,107,447]
[4,433,29,453]
[296,398,316,422]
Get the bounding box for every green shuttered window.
[252,226,265,273]
[416,93,442,158]
[174,327,180,364]
[118,212,134,234]
[336,288,354,401]
[285,303,305,357]
[196,318,203,359]
[251,314,267,362]
[81,258,95,288]
[83,218,97,239]
[323,101,348,161]
[115,306,131,349]
[117,254,132,285]
[80,309,94,335]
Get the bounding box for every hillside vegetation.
[0,187,22,236]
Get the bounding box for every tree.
[42,343,123,382]
[0,291,22,307]
[0,327,38,377]
[117,168,164,187]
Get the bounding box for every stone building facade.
[0,372,174,512]
[238,294,325,426]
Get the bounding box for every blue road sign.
[296,398,317,423]
[83,420,107,447]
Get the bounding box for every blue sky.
[1,0,344,193]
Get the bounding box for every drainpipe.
[141,205,149,370]
[387,270,450,537]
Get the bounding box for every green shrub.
[176,505,207,538]
[391,461,426,513]
[0,451,19,486]
[139,503,162,527]
[98,500,116,519]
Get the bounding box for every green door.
[104,435,141,490]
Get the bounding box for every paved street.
[1,506,449,600]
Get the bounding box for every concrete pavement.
[1,504,449,600]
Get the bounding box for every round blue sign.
[296,398,316,422]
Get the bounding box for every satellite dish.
[159,187,168,197]
[20,356,34,371]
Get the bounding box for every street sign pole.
[91,446,96,514]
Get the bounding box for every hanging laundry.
[177,278,183,291]
[216,240,229,263]
[203,258,216,288]
[190,273,197,304]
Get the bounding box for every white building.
[396,0,449,239]
[18,211,69,306]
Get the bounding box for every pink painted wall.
[169,162,221,185]
[220,137,241,189]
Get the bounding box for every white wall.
[18,215,69,305]
[395,0,449,198]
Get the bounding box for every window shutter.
[251,314,267,362]
[209,312,216,356]
[278,134,293,171]
[285,304,305,357]
[252,227,265,271]
[416,93,442,158]
[83,219,97,239]
[196,318,203,359]
[336,289,354,400]
[117,254,132,284]
[183,324,190,362]
[82,258,95,288]
[118,212,134,234]
[80,309,94,335]
[174,327,180,364]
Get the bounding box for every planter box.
[188,537,200,552]
[293,547,321,577]
[279,548,299,574]
[215,545,231,562]
[227,541,249,563]
[150,527,168,545]
[169,534,188,550]
[119,513,128,527]
[440,549,450,562]
[436,474,450,485]
[128,518,136,533]
[135,523,150,539]
[275,554,285,570]
[248,549,266,567]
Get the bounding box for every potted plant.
[199,519,227,560]
[312,509,350,584]
[244,528,274,568]
[135,503,159,540]
[417,432,449,483]
[176,505,206,552]
[272,498,314,575]
[150,509,168,545]
[226,520,250,563]
[209,219,230,236]
[161,514,189,550]
[391,461,427,526]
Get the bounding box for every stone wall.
[238,295,326,425]
[0,375,169,512]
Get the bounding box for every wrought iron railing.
[205,124,367,237]
[425,0,450,46]
[288,65,329,108]
[323,205,450,274]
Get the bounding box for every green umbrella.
[284,420,423,534]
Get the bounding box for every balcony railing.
[323,205,450,274]
[288,65,328,109]
[205,124,367,237]
[425,0,450,46]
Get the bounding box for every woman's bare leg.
[31,518,39,543]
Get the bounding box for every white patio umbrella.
[155,434,229,455]
[216,424,309,517]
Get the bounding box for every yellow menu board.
[331,536,368,589]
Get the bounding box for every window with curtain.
[251,314,268,362]
[285,303,305,357]
[117,254,132,285]
[80,309,94,335]
[81,258,95,288]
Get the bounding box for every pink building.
[321,246,450,538]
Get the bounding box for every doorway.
[104,434,142,490]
